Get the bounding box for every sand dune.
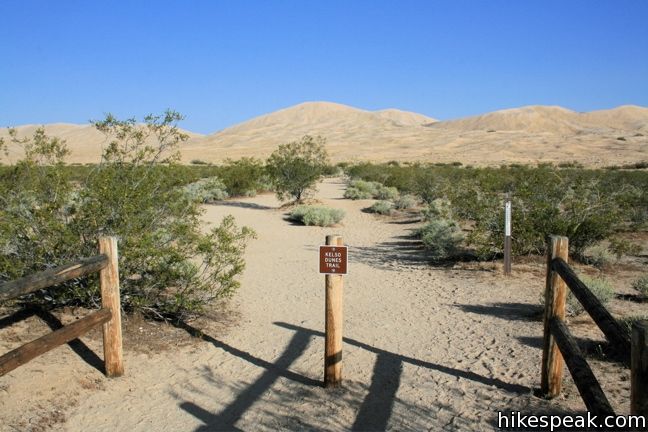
[374,108,437,126]
[2,102,647,166]
[433,105,648,134]
[430,106,587,134]
[0,123,203,164]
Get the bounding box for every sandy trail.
[4,178,591,431]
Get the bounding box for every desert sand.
[1,178,639,431]
[2,102,647,167]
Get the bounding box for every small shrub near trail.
[394,194,419,210]
[183,176,229,203]
[582,244,616,269]
[417,219,464,261]
[632,275,648,298]
[367,200,393,215]
[289,205,345,227]
[567,275,615,316]
[344,179,398,201]
[344,179,379,199]
[375,185,399,200]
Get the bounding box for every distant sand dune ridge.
[1,102,647,166]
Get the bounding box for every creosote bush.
[345,162,648,259]
[344,179,398,201]
[289,205,345,227]
[567,275,614,316]
[218,157,269,197]
[417,219,463,261]
[582,244,616,269]
[608,237,642,259]
[266,135,329,202]
[367,200,393,215]
[0,111,255,320]
[375,185,399,200]
[344,179,379,199]
[183,176,229,203]
[632,275,648,298]
[394,194,418,210]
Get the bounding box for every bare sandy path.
[4,177,602,431]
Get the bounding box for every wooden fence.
[541,235,647,417]
[0,237,123,377]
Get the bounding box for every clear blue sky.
[1,1,647,133]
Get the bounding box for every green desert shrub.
[344,179,380,199]
[394,194,418,210]
[344,180,398,201]
[183,176,229,203]
[632,276,648,298]
[266,135,329,202]
[0,112,255,319]
[218,157,268,197]
[567,275,615,315]
[345,161,648,259]
[422,198,454,221]
[367,200,393,215]
[375,185,399,200]
[456,172,626,259]
[343,186,372,200]
[608,237,642,259]
[417,219,464,261]
[321,164,343,177]
[289,205,345,227]
[582,244,616,269]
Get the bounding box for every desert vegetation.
[633,276,648,299]
[366,200,394,215]
[0,112,255,320]
[344,162,647,261]
[566,275,615,316]
[289,205,345,227]
[265,135,329,202]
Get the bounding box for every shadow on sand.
[214,201,275,211]
[172,320,532,431]
[454,302,544,322]
[0,306,105,374]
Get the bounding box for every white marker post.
[504,195,512,276]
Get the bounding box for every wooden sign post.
[320,235,347,388]
[504,194,512,276]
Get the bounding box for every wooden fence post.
[324,234,344,388]
[99,236,124,377]
[631,320,648,417]
[541,235,568,397]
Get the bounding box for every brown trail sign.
[319,245,348,275]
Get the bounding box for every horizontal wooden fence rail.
[541,235,647,419]
[0,308,112,376]
[0,236,123,378]
[0,255,109,302]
